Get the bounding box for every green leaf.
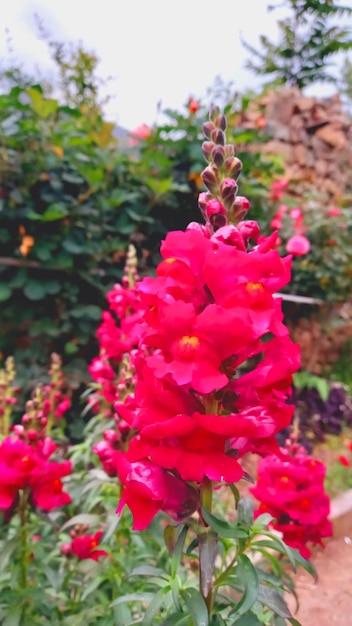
[44,279,61,294]
[142,588,169,626]
[181,588,208,626]
[229,616,261,626]
[0,284,12,302]
[64,341,79,355]
[171,525,189,578]
[237,498,254,527]
[199,529,218,597]
[60,513,101,532]
[23,280,46,300]
[62,237,85,254]
[130,565,167,578]
[257,585,292,618]
[201,508,248,539]
[230,555,259,619]
[111,592,154,607]
[27,87,58,118]
[161,613,191,626]
[42,203,68,221]
[2,605,23,626]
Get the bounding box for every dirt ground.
[286,533,352,626]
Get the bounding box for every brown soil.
[286,534,352,625]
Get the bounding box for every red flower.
[188,98,200,114]
[71,532,107,561]
[339,455,350,467]
[251,451,332,557]
[0,435,71,513]
[116,455,199,530]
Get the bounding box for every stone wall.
[239,87,352,201]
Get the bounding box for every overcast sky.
[1,0,352,129]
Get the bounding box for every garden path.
[286,533,352,625]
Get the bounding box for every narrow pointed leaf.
[181,588,209,626]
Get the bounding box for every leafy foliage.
[242,0,352,89]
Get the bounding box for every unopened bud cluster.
[200,105,250,231]
[0,357,20,436]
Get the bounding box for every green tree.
[242,0,352,89]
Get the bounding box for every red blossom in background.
[286,233,310,256]
[251,447,332,558]
[0,435,71,513]
[339,455,350,467]
[71,531,107,561]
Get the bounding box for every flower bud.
[209,104,220,122]
[201,164,219,193]
[224,156,242,179]
[27,429,39,442]
[198,191,213,217]
[202,141,215,162]
[231,196,251,223]
[61,542,72,556]
[206,199,228,232]
[103,429,118,443]
[237,220,260,244]
[211,128,225,146]
[215,114,227,131]
[205,199,227,220]
[202,121,214,139]
[186,222,210,237]
[219,178,238,202]
[211,225,246,250]
[224,144,235,158]
[211,145,225,168]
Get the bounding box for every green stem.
[18,490,29,592]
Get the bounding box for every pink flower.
[289,208,302,220]
[54,397,71,419]
[327,207,342,217]
[286,234,310,256]
[129,124,150,146]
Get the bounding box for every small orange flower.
[19,236,35,256]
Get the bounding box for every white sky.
[1,0,352,130]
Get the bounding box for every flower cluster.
[0,376,72,517]
[61,526,107,561]
[270,204,310,257]
[88,244,146,419]
[93,107,301,531]
[0,357,20,436]
[0,435,71,514]
[251,438,332,558]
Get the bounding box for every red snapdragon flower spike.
[71,531,107,561]
[286,234,310,256]
[92,108,303,531]
[251,451,332,557]
[339,455,350,467]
